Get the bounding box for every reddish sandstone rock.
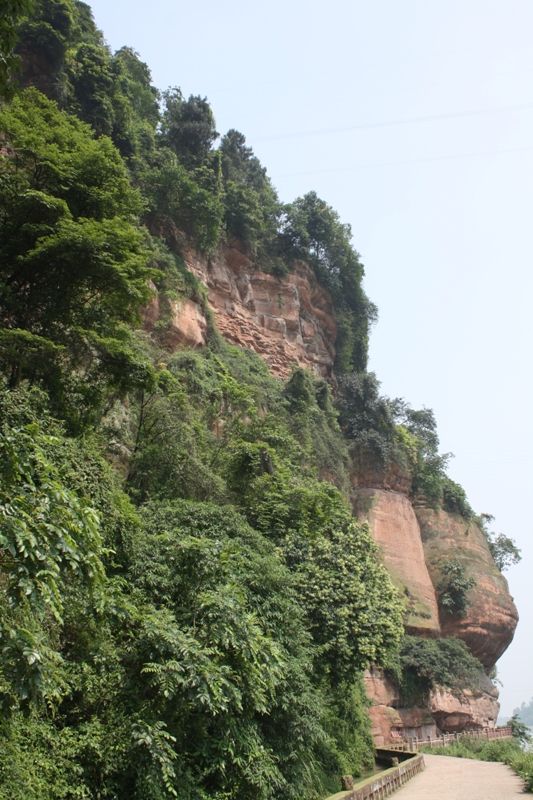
[144,242,337,378]
[364,668,499,745]
[163,299,207,349]
[181,243,337,379]
[364,669,403,747]
[429,674,500,732]
[352,460,412,495]
[143,282,207,350]
[354,490,440,637]
[416,508,518,669]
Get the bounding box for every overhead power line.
[272,145,533,179]
[252,101,533,144]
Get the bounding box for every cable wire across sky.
[251,101,533,144]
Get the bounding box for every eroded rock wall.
[416,508,518,669]
[429,673,500,732]
[364,668,499,745]
[147,242,338,378]
[354,489,440,637]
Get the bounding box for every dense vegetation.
[0,1,520,797]
[390,635,483,706]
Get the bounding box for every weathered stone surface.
[143,284,207,349]
[142,280,160,329]
[364,669,499,744]
[353,461,412,496]
[144,242,337,377]
[182,243,337,378]
[364,668,403,747]
[354,490,440,636]
[429,674,500,732]
[416,508,518,669]
[164,299,207,349]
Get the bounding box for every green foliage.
[442,476,474,519]
[279,192,377,372]
[219,129,279,249]
[394,635,483,706]
[508,714,532,746]
[336,382,473,517]
[283,367,348,489]
[0,88,157,425]
[1,6,500,798]
[294,520,403,682]
[0,0,33,98]
[390,402,451,505]
[479,513,521,572]
[16,0,160,162]
[336,372,396,467]
[0,336,405,796]
[140,148,224,252]
[437,559,476,617]
[316,677,375,791]
[0,386,107,711]
[161,88,219,169]
[0,395,104,620]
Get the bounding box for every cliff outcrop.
[146,242,338,379]
[364,668,499,745]
[354,489,440,637]
[145,240,517,745]
[428,673,500,732]
[416,508,518,669]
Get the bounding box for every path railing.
[325,754,424,800]
[387,726,513,752]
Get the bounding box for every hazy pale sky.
[87,0,533,717]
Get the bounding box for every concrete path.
[392,754,525,799]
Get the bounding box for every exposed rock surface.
[364,669,499,744]
[354,490,440,637]
[416,508,518,669]
[143,240,517,743]
[143,282,208,349]
[189,244,337,378]
[364,668,403,747]
[429,673,500,732]
[353,461,412,496]
[146,242,338,378]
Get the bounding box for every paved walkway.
[392,754,525,800]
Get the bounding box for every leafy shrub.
[478,513,521,572]
[336,372,396,467]
[442,477,474,519]
[394,635,483,705]
[437,559,476,617]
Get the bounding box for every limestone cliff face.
[146,242,338,378]
[416,508,518,669]
[354,489,440,637]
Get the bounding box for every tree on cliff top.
[479,513,521,572]
[279,192,377,372]
[161,88,219,170]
